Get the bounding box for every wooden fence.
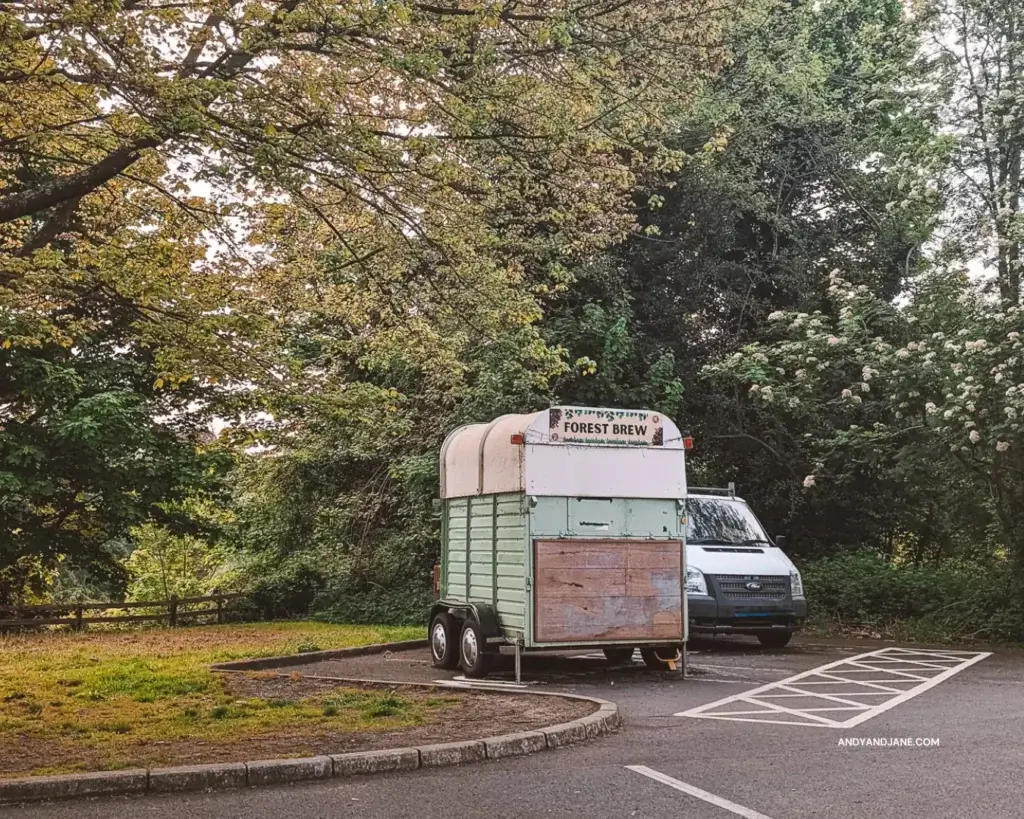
[0,592,247,631]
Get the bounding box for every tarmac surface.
[7,636,1022,818]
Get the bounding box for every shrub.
[243,553,333,621]
[313,584,432,627]
[236,543,431,626]
[803,550,1024,642]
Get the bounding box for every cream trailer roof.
[440,407,687,500]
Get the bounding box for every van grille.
[713,574,789,600]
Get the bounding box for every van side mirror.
[774,535,787,549]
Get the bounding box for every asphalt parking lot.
[8,636,1022,819]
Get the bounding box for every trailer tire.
[430,612,460,669]
[602,647,635,665]
[459,619,492,678]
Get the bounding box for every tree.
[544,0,943,542]
[705,269,1024,585]
[2,1,734,599]
[923,0,1024,306]
[230,287,560,620]
[126,497,238,602]
[2,1,731,253]
[0,103,252,603]
[0,336,230,604]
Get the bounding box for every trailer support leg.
[514,639,522,685]
[681,643,688,679]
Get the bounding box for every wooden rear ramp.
[533,539,682,643]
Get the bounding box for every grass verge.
[0,622,423,777]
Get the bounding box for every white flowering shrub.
[704,270,1024,575]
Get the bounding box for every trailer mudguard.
[429,600,503,643]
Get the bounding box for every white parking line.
[675,647,991,727]
[627,765,774,819]
[692,663,796,673]
[436,677,534,690]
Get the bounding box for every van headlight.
[790,570,804,598]
[685,567,708,595]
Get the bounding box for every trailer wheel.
[640,646,680,670]
[430,613,459,669]
[602,647,634,665]
[459,620,492,678]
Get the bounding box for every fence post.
[168,594,178,628]
[74,605,84,633]
[216,597,224,624]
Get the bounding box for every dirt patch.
[0,674,595,778]
[227,675,594,754]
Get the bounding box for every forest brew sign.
[547,407,664,446]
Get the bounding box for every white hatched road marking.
[627,766,775,819]
[675,647,991,727]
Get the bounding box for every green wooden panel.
[493,492,527,636]
[567,497,626,536]
[441,491,528,638]
[530,497,567,537]
[626,498,683,537]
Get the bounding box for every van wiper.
[689,538,772,547]
[690,538,751,546]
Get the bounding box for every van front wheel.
[757,632,793,649]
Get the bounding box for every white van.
[684,488,806,648]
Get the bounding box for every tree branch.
[0,0,302,225]
[0,135,161,224]
[710,432,803,482]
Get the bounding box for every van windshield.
[686,497,771,545]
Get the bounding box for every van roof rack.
[688,482,737,497]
